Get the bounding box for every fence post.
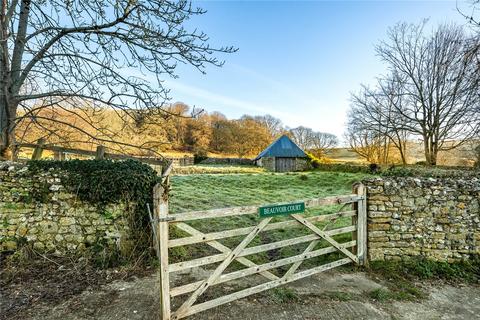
[354,183,367,266]
[154,182,171,320]
[31,138,45,160]
[11,144,18,162]
[95,145,106,160]
[53,150,66,160]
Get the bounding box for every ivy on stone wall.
[27,159,162,259]
[27,159,160,206]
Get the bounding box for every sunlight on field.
[170,171,367,213]
[172,164,265,175]
[168,171,370,269]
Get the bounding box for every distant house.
[254,135,308,172]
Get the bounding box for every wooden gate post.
[353,183,367,265]
[154,183,171,320]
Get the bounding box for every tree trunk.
[423,136,439,166]
[398,140,407,165]
[423,137,432,166]
[0,98,12,159]
[430,140,438,166]
[430,152,437,166]
[0,96,18,159]
[0,0,31,159]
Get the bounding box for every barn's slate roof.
[254,135,307,160]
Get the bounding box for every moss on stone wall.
[0,160,160,261]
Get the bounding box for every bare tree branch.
[0,0,237,158]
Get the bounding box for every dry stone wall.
[0,162,132,255]
[200,157,254,166]
[363,176,480,262]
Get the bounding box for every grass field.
[170,171,367,212]
[172,164,266,175]
[168,170,369,274]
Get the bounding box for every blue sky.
[164,0,469,139]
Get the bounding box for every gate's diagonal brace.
[290,214,359,264]
[173,217,273,319]
[318,204,349,232]
[282,239,319,279]
[174,222,278,281]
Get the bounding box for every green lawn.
[168,171,369,273]
[170,171,367,213]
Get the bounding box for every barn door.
[275,158,295,172]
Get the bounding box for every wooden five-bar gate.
[152,182,367,320]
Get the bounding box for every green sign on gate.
[259,202,305,218]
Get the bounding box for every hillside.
[325,140,478,167]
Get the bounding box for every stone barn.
[254,135,308,172]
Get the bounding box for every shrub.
[193,150,208,164]
[305,152,321,168]
[310,161,373,174]
[369,163,380,173]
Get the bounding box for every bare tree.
[253,114,284,138]
[376,22,480,165]
[309,132,338,157]
[289,126,312,150]
[289,126,338,157]
[458,0,480,28]
[345,111,389,164]
[0,0,236,158]
[349,78,409,164]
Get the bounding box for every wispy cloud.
[167,79,348,139]
[228,63,321,108]
[121,65,346,137]
[167,81,306,123]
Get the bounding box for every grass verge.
[262,287,300,303]
[369,257,480,284]
[366,256,480,302]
